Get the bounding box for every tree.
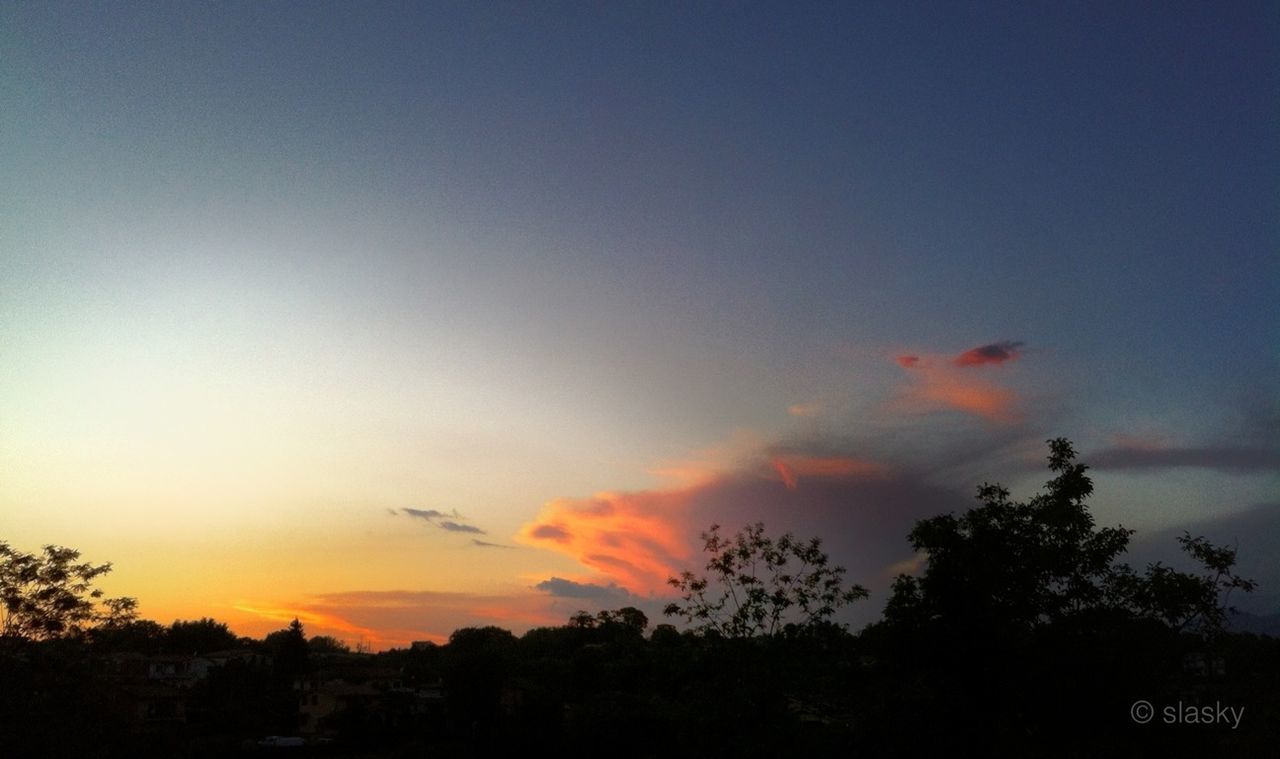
[308,634,352,654]
[884,437,1254,635]
[664,522,868,637]
[167,617,239,654]
[266,618,310,682]
[0,540,136,640]
[568,606,649,635]
[1114,531,1256,634]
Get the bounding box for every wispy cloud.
[396,507,487,535]
[401,508,457,521]
[472,539,515,549]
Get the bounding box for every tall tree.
[267,618,310,682]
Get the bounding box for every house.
[298,682,380,734]
[115,683,187,724]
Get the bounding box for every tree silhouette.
[166,617,239,654]
[664,522,868,637]
[0,540,136,640]
[871,437,1261,758]
[884,438,1254,633]
[267,617,310,683]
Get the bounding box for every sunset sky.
[2,3,1276,648]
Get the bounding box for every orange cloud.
[892,347,1022,422]
[913,376,1017,421]
[518,490,694,594]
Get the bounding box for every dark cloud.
[401,508,454,521]
[472,539,515,549]
[534,577,632,600]
[399,507,490,536]
[530,524,571,542]
[953,340,1024,367]
[1088,444,1280,474]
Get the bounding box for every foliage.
[0,540,136,640]
[167,617,239,653]
[1114,532,1257,634]
[664,522,868,637]
[884,438,1254,636]
[569,606,649,635]
[89,618,167,654]
[309,634,352,654]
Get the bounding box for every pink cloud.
[890,345,1024,422]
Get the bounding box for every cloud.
[397,508,488,535]
[519,438,976,629]
[438,521,485,534]
[401,508,455,521]
[534,577,633,600]
[953,341,1024,367]
[530,524,572,542]
[892,349,1022,422]
[472,539,515,549]
[519,490,692,592]
[769,454,888,490]
[788,402,823,417]
[1088,443,1280,474]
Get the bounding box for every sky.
[1,2,1276,648]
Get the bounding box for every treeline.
[2,607,1276,757]
[3,439,1279,757]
